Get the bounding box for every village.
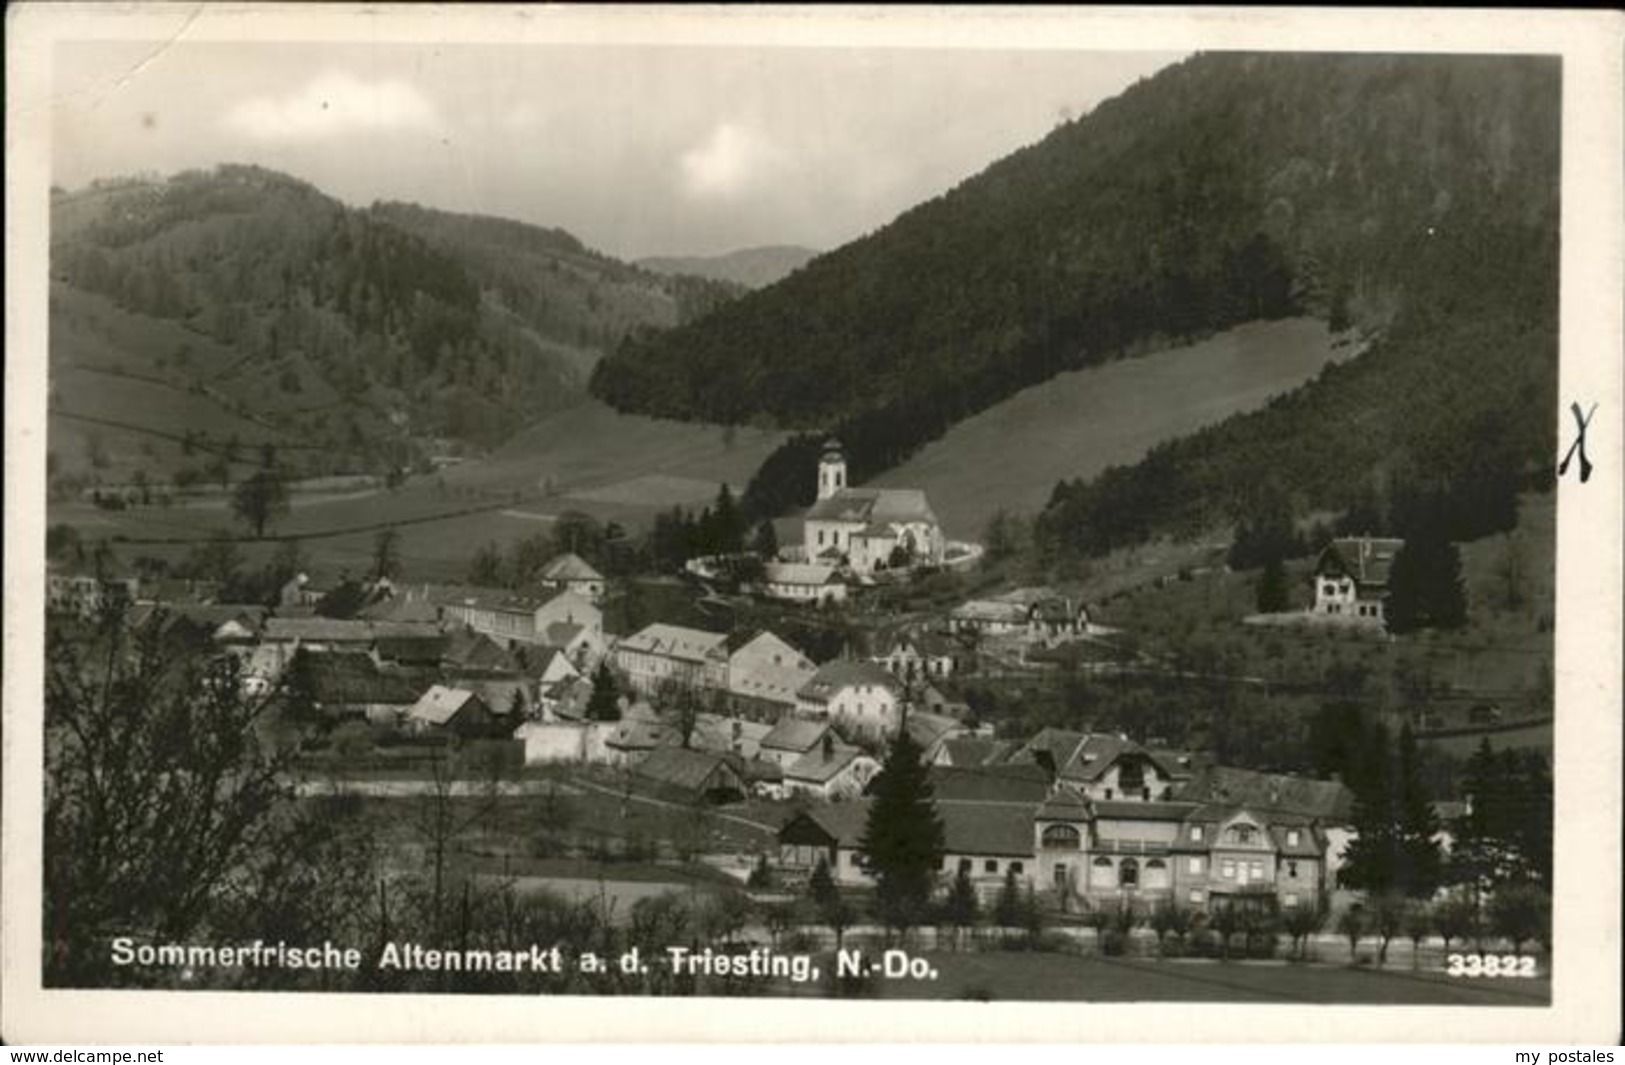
[44,430,1557,991]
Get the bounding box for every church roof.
[805,487,938,527]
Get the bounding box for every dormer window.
[1286,829,1300,847]
[1190,825,1204,842]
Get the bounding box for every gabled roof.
[940,803,1041,858]
[760,717,832,753]
[949,599,1029,624]
[1316,537,1405,588]
[632,745,742,793]
[938,738,1015,768]
[785,744,869,784]
[371,633,448,663]
[804,487,938,527]
[617,623,729,663]
[1092,800,1203,822]
[263,617,441,644]
[1172,766,1355,823]
[541,552,604,583]
[444,629,518,671]
[1059,734,1176,784]
[904,710,963,750]
[408,685,482,725]
[797,659,901,702]
[929,763,1051,804]
[462,677,531,717]
[1036,786,1093,822]
[416,583,580,617]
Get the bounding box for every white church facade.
[801,440,946,573]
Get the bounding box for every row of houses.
[777,739,1354,913]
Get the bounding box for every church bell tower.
[817,438,847,501]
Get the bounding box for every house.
[760,561,848,605]
[539,553,606,603]
[775,799,1037,894]
[461,675,535,721]
[406,685,497,738]
[604,702,678,763]
[297,651,425,725]
[514,719,617,765]
[631,746,747,805]
[442,629,519,673]
[46,572,139,618]
[1312,536,1404,626]
[422,584,602,648]
[725,630,817,718]
[613,623,730,696]
[260,617,443,653]
[903,709,967,763]
[871,631,961,682]
[370,633,449,669]
[690,713,773,760]
[782,735,880,801]
[1004,728,1184,802]
[947,597,1029,637]
[796,659,905,739]
[949,587,1090,644]
[758,717,834,770]
[801,439,946,572]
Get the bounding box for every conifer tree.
[586,662,620,722]
[1256,555,1290,613]
[859,728,946,935]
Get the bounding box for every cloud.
[223,71,440,142]
[679,122,785,199]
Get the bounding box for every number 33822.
[1446,953,1537,978]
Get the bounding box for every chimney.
[822,732,835,762]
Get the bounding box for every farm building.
[631,746,747,805]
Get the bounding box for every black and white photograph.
[3,4,1620,1046]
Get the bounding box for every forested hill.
[637,245,820,289]
[589,53,1560,526]
[48,166,741,474]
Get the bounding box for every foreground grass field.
[872,950,1550,1004]
[872,318,1359,537]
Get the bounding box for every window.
[1053,864,1068,890]
[1190,825,1204,842]
[1104,788,1113,800]
[1287,861,1299,878]
[1221,859,1236,879]
[1144,858,1169,889]
[1189,890,1205,905]
[847,852,862,867]
[1119,857,1139,889]
[1282,893,1299,909]
[958,858,972,874]
[1286,830,1300,847]
[1010,862,1024,875]
[1322,582,1337,596]
[1227,824,1257,845]
[984,859,999,874]
[1249,861,1265,881]
[1117,761,1145,793]
[1188,857,1204,875]
[1042,824,1081,849]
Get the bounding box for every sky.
[52,40,1183,260]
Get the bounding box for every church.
[801,439,945,573]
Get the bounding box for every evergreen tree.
[467,541,504,587]
[941,866,980,948]
[751,520,780,561]
[1341,723,1443,898]
[371,528,402,583]
[1394,723,1444,897]
[231,468,289,538]
[859,728,946,935]
[1386,518,1468,633]
[586,662,620,723]
[1449,740,1552,891]
[1339,723,1398,894]
[1256,555,1290,613]
[712,484,744,554]
[808,855,853,948]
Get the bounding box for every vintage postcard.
[3,3,1621,1045]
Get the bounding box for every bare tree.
[43,605,322,983]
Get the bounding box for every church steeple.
[817,438,847,501]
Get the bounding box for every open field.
[441,399,787,498]
[872,318,1359,537]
